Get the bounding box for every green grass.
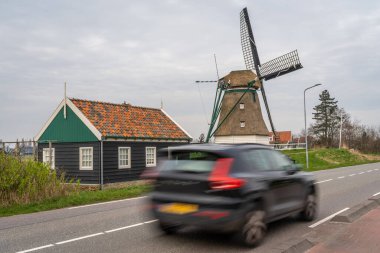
[0,184,151,217]
[282,148,380,171]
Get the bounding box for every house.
[269,131,292,144]
[35,98,192,184]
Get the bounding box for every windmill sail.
[260,50,303,81]
[240,7,277,137]
[240,8,261,76]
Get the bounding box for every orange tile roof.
[269,131,292,143]
[70,98,190,140]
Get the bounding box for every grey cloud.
[1,0,380,141]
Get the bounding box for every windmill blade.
[240,7,261,77]
[260,50,303,81]
[240,7,276,136]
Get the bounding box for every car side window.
[244,149,273,171]
[269,151,293,171]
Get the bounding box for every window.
[244,149,272,171]
[240,121,246,128]
[42,148,55,169]
[270,151,293,171]
[240,103,245,109]
[118,147,131,169]
[80,147,93,170]
[146,147,156,167]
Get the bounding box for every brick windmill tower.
[206,7,303,144]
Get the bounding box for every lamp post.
[304,83,322,169]
[339,110,343,149]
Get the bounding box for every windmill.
[205,7,303,143]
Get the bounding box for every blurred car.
[146,143,318,247]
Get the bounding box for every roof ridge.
[69,97,161,111]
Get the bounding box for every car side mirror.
[286,164,302,175]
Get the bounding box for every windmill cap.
[220,70,261,89]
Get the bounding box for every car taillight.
[208,158,245,190]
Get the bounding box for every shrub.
[0,153,79,206]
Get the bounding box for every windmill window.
[119,147,131,169]
[42,148,55,169]
[146,147,156,167]
[240,121,246,128]
[80,147,93,170]
[240,103,245,109]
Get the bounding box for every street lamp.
[339,110,343,149]
[304,83,322,169]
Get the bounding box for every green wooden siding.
[38,106,99,143]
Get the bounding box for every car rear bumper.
[150,192,249,232]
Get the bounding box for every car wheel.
[239,210,266,247]
[300,193,317,221]
[159,221,182,235]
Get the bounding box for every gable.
[38,106,99,143]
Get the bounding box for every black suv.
[147,144,318,247]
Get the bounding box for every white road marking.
[16,244,54,253]
[349,174,356,176]
[144,219,158,224]
[375,169,379,171]
[68,196,147,209]
[14,219,158,252]
[309,207,350,228]
[367,170,373,172]
[55,232,104,245]
[373,192,380,196]
[358,172,365,175]
[338,176,345,179]
[105,223,144,233]
[315,179,333,184]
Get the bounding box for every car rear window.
[159,151,219,173]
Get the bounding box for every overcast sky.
[1,0,380,141]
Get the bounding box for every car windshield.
[159,151,219,173]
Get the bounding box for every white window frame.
[42,148,55,169]
[145,147,156,167]
[118,147,131,169]
[79,147,93,170]
[240,103,245,109]
[240,121,246,128]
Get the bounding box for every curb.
[369,194,380,204]
[331,198,379,223]
[272,237,314,253]
[277,194,380,253]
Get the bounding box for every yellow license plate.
[159,203,199,215]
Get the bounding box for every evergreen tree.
[312,90,339,147]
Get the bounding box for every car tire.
[159,221,181,235]
[299,193,317,221]
[239,210,266,247]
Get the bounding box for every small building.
[35,98,192,184]
[269,131,292,144]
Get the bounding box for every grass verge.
[282,148,380,171]
[0,183,151,217]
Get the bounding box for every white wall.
[214,135,269,145]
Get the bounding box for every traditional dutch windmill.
[206,7,303,144]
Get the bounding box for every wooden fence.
[0,139,38,161]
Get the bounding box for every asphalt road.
[1,163,380,253]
